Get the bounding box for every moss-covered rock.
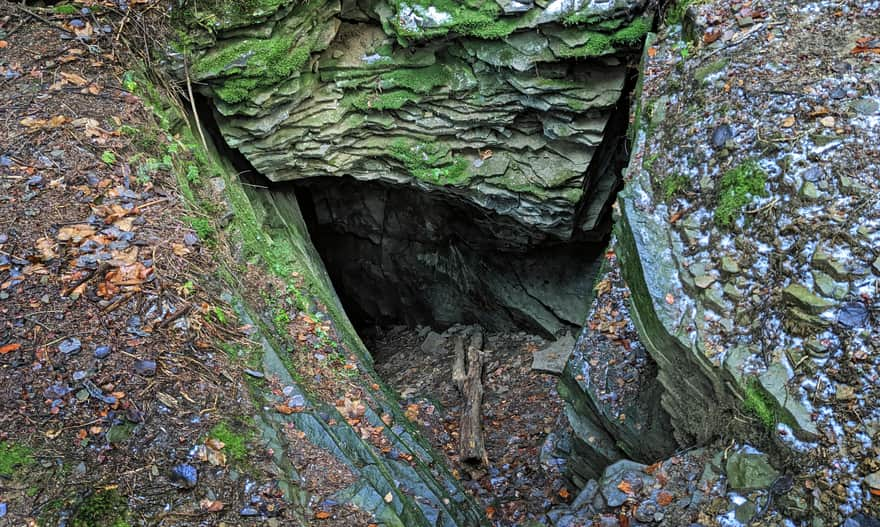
[178,0,651,239]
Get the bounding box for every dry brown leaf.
[57,224,96,243]
[61,72,88,86]
[200,499,224,512]
[35,237,59,260]
[781,116,796,128]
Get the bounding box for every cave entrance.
[292,175,611,522]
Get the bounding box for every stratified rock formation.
[613,0,880,522]
[183,0,650,240]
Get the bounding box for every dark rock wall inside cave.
[295,177,607,336]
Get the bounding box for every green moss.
[610,16,651,46]
[379,64,452,94]
[661,173,688,200]
[71,490,130,527]
[714,159,767,227]
[742,379,776,430]
[557,33,612,57]
[390,0,518,40]
[0,441,33,478]
[195,35,312,103]
[351,90,420,111]
[388,139,470,185]
[183,216,216,242]
[53,4,79,14]
[208,422,249,462]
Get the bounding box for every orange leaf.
[275,404,294,415]
[617,480,633,494]
[0,41,8,49]
[558,487,570,499]
[657,490,674,506]
[646,46,657,58]
[486,506,496,519]
[315,511,331,519]
[0,343,21,354]
[871,488,880,497]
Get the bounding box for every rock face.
[184,0,650,240]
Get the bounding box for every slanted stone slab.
[532,332,576,374]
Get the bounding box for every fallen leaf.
[0,41,8,49]
[61,71,88,86]
[558,487,570,499]
[35,237,59,261]
[657,491,674,506]
[384,492,393,503]
[617,480,633,494]
[819,116,835,128]
[0,343,22,354]
[315,511,331,519]
[57,224,96,243]
[665,293,675,304]
[647,46,657,58]
[200,499,224,512]
[275,404,295,415]
[781,116,796,128]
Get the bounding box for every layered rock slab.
[184,0,650,239]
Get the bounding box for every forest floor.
[0,3,323,525]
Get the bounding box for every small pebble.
[711,124,733,148]
[59,337,82,355]
[133,359,157,376]
[94,345,111,359]
[170,464,198,489]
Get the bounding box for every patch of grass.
[208,422,249,462]
[0,441,34,477]
[714,159,767,227]
[388,139,470,185]
[743,379,776,430]
[101,151,117,165]
[71,489,130,527]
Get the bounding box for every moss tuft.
[71,489,130,527]
[195,35,312,104]
[53,4,79,15]
[379,64,452,94]
[714,159,767,227]
[390,0,518,40]
[742,379,776,430]
[0,441,33,478]
[661,173,689,201]
[209,422,249,462]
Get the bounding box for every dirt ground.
[0,3,318,525]
[368,325,575,526]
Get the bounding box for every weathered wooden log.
[456,328,488,466]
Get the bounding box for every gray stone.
[725,452,779,490]
[532,332,576,374]
[419,331,445,355]
[782,283,834,314]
